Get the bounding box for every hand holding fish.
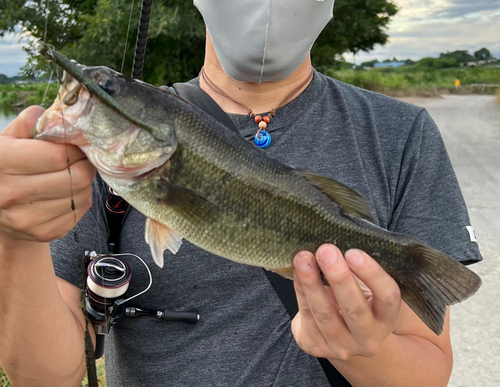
[292,244,402,360]
[0,106,95,247]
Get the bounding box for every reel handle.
[125,307,199,324]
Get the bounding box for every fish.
[34,45,481,335]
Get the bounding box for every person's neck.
[200,37,314,115]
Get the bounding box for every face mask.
[194,0,335,83]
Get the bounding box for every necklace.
[201,67,314,148]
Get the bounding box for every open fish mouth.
[35,74,94,146]
[34,45,177,182]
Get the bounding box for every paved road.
[401,95,500,386]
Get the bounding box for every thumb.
[1,105,45,138]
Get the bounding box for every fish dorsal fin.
[145,217,183,268]
[297,170,374,222]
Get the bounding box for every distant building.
[374,61,405,68]
[462,59,499,67]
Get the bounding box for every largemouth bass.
[35,45,481,335]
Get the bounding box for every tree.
[439,50,475,63]
[361,59,379,68]
[416,57,458,69]
[312,0,398,68]
[474,48,492,61]
[1,0,399,84]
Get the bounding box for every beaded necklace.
[201,67,314,148]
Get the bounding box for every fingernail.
[345,249,365,268]
[317,245,338,266]
[296,252,314,272]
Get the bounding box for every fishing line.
[40,2,99,385]
[121,0,136,74]
[41,69,53,107]
[54,78,79,241]
[43,0,50,47]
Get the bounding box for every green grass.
[2,67,499,108]
[1,358,106,387]
[326,66,500,96]
[0,83,58,108]
[0,364,12,387]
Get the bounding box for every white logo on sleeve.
[466,226,477,242]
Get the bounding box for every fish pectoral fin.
[296,170,374,222]
[156,178,220,224]
[266,267,295,280]
[145,217,183,268]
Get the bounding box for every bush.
[0,84,58,107]
[326,65,500,95]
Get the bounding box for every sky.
[0,0,499,75]
[355,0,500,64]
[0,31,30,76]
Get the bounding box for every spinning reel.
[83,251,199,358]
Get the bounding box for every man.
[0,0,481,386]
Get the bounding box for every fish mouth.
[34,71,94,145]
[90,150,170,182]
[37,44,172,144]
[34,46,177,183]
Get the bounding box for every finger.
[293,252,327,335]
[0,139,87,175]
[0,159,96,206]
[292,276,326,357]
[316,245,375,334]
[345,249,401,327]
[1,106,45,138]
[292,252,338,359]
[294,249,351,348]
[20,199,92,243]
[1,185,92,229]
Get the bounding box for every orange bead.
[263,116,271,124]
[258,121,267,129]
[254,115,262,123]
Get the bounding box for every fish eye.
[100,78,119,96]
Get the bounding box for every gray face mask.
[194,0,335,84]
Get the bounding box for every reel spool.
[85,255,132,324]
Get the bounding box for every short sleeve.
[389,109,482,265]
[50,175,109,287]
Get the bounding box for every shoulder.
[320,72,423,116]
[317,72,436,141]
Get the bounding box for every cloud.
[0,32,29,76]
[431,0,500,19]
[355,0,500,63]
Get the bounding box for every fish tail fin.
[399,243,481,335]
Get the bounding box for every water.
[0,107,20,132]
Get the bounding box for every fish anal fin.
[156,178,219,225]
[297,170,374,222]
[267,267,295,280]
[145,217,183,268]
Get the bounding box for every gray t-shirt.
[50,71,481,387]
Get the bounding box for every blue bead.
[254,130,271,148]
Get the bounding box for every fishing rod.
[132,0,153,80]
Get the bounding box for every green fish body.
[35,47,481,335]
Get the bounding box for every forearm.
[0,241,87,386]
[331,332,452,387]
